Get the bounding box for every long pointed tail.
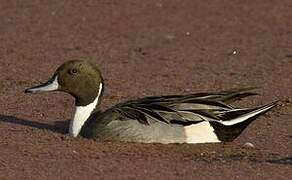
[210,101,278,142]
[216,87,259,103]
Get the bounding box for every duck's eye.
[69,68,78,75]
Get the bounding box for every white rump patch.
[69,83,103,137]
[184,121,220,143]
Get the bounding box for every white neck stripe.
[69,83,103,137]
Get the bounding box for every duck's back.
[79,88,276,144]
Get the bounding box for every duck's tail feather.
[215,87,259,103]
[209,101,278,142]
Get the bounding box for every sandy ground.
[0,0,291,179]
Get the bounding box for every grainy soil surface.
[0,0,291,179]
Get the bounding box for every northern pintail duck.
[25,60,277,144]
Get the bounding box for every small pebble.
[186,32,191,36]
[155,2,163,7]
[243,142,255,148]
[184,88,192,93]
[166,35,175,40]
[232,50,237,55]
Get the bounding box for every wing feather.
[112,88,259,126]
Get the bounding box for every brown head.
[25,60,104,106]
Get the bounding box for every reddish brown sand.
[0,0,291,179]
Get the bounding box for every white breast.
[69,83,103,137]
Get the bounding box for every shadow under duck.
[25,60,277,144]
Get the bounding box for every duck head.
[25,60,104,106]
[25,60,104,137]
